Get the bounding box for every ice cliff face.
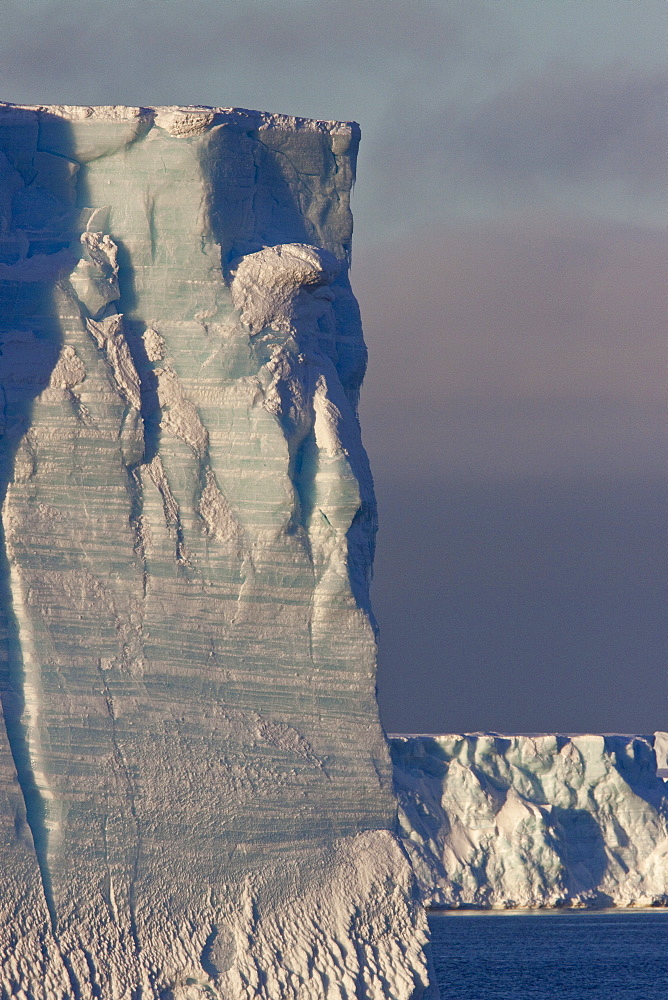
[392,733,668,910]
[0,104,435,1000]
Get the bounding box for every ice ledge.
[0,102,360,139]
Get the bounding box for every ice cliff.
[0,104,435,999]
[392,733,668,910]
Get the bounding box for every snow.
[392,733,668,910]
[0,103,436,999]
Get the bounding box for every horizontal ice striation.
[0,104,435,999]
[392,733,668,910]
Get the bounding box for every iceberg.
[392,733,668,910]
[0,104,435,999]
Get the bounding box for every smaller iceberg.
[391,733,668,909]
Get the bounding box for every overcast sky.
[1,0,665,734]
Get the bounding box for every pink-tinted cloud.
[355,215,665,480]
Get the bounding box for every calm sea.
[428,910,668,999]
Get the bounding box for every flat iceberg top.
[0,101,360,138]
[389,731,665,740]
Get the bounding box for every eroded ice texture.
[0,104,435,999]
[392,733,668,909]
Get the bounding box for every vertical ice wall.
[0,104,435,1000]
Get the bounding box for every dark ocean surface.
[428,909,668,999]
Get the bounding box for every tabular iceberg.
[392,733,668,910]
[0,104,435,999]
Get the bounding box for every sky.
[1,0,665,734]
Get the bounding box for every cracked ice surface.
[0,104,435,999]
[392,733,668,910]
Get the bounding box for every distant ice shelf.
[0,104,436,999]
[391,733,668,910]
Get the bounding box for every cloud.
[363,60,667,234]
[355,215,665,481]
[452,61,667,188]
[0,0,466,110]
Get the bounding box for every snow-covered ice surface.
[0,104,436,999]
[391,733,668,910]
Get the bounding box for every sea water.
[428,910,668,999]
